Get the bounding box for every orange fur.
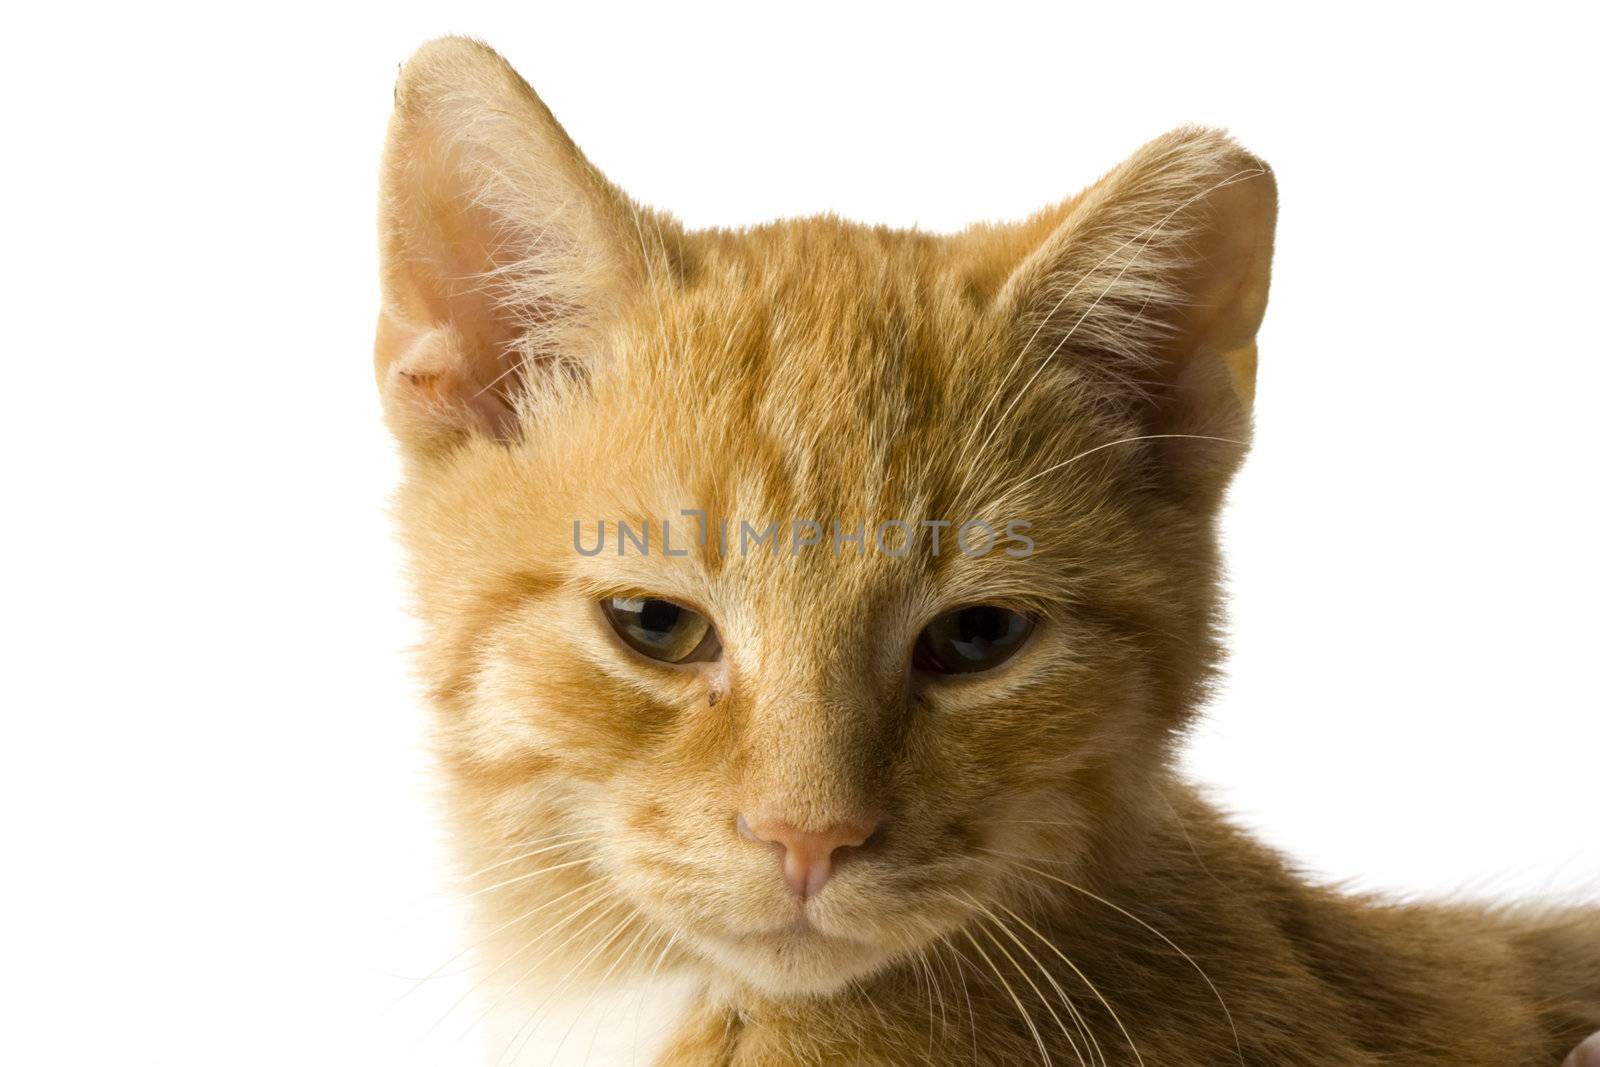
[375,37,1599,1065]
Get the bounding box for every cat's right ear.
[991,128,1276,508]
[375,37,654,450]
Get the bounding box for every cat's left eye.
[912,605,1034,676]
[601,596,720,664]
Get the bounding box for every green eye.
[601,596,718,664]
[913,606,1034,676]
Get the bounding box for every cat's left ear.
[375,37,658,451]
[996,128,1277,506]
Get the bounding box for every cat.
[374,36,1600,1066]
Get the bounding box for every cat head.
[376,38,1274,998]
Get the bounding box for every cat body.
[375,37,1599,1065]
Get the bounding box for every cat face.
[377,39,1274,998]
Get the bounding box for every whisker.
[906,941,935,1055]
[554,920,657,1067]
[959,923,1053,1066]
[946,939,983,1065]
[427,887,596,1034]
[453,892,621,1045]
[998,432,1243,503]
[988,897,1137,1067]
[452,830,603,886]
[962,899,1087,1067]
[977,898,1100,1067]
[916,945,949,1051]
[460,855,596,903]
[633,931,679,1065]
[496,904,635,1066]
[982,849,1243,1065]
[388,867,603,1012]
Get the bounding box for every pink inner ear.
[376,314,517,441]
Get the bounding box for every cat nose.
[736,812,880,899]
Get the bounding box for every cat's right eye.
[601,596,720,664]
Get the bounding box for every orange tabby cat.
[374,37,1600,1066]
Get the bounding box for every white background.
[2,2,1596,1065]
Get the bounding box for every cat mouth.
[741,916,863,947]
[704,914,878,962]
[729,915,870,947]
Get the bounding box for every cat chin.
[695,926,892,999]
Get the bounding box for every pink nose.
[737,813,880,899]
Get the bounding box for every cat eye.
[912,605,1034,676]
[601,596,720,664]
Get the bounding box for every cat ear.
[996,127,1277,505]
[375,37,651,449]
